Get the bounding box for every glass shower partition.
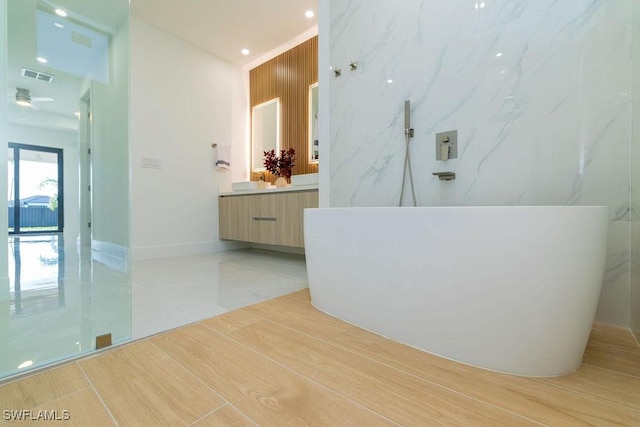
[0,0,131,380]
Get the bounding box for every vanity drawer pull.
[252,217,277,222]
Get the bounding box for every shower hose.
[399,129,417,207]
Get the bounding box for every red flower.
[263,148,296,179]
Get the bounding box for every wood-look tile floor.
[2,289,639,426]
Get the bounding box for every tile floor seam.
[246,318,546,426]
[531,377,640,414]
[196,310,266,334]
[582,362,640,379]
[23,385,92,410]
[187,403,260,427]
[634,334,640,348]
[187,406,225,427]
[195,321,401,427]
[223,402,260,427]
[590,342,640,355]
[76,361,120,427]
[147,338,230,415]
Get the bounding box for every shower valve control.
[436,130,458,161]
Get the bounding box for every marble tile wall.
[329,0,633,326]
[631,0,640,340]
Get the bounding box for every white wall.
[327,0,632,326]
[130,19,247,260]
[6,124,80,246]
[91,18,131,258]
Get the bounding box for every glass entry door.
[8,143,64,234]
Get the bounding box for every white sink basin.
[291,173,319,186]
[232,181,259,191]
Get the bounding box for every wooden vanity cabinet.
[218,195,252,242]
[219,190,318,248]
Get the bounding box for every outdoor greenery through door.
[8,143,63,234]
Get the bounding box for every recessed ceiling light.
[54,22,64,28]
[241,48,250,55]
[496,52,503,57]
[387,79,393,84]
[305,10,315,18]
[54,8,67,17]
[37,57,48,64]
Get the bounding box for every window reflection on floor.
[1,243,307,381]
[2,235,132,380]
[9,235,64,316]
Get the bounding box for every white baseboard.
[0,275,10,299]
[633,328,640,347]
[131,240,249,261]
[250,243,305,255]
[91,239,129,272]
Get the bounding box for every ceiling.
[7,0,317,132]
[130,0,318,65]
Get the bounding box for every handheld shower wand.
[399,100,417,207]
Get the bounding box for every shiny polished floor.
[1,291,639,425]
[2,235,132,379]
[131,248,308,339]
[1,235,307,379]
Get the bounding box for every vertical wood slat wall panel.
[249,36,318,181]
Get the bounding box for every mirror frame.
[308,83,319,164]
[251,98,280,172]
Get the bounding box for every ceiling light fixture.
[37,57,48,64]
[15,88,32,107]
[54,8,67,17]
[241,48,250,55]
[54,22,64,28]
[305,10,315,18]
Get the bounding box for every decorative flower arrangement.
[263,148,296,179]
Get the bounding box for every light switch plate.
[142,157,162,169]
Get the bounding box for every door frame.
[79,88,93,246]
[8,142,64,235]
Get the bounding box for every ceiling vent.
[21,68,54,83]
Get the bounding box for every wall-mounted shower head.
[404,100,410,130]
[404,100,414,138]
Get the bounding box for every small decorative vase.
[274,176,288,188]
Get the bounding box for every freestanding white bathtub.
[304,206,608,377]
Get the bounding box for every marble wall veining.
[328,0,633,326]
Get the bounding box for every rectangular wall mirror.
[309,83,319,163]
[252,98,280,171]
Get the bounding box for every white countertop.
[219,184,318,197]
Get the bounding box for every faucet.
[432,172,456,181]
